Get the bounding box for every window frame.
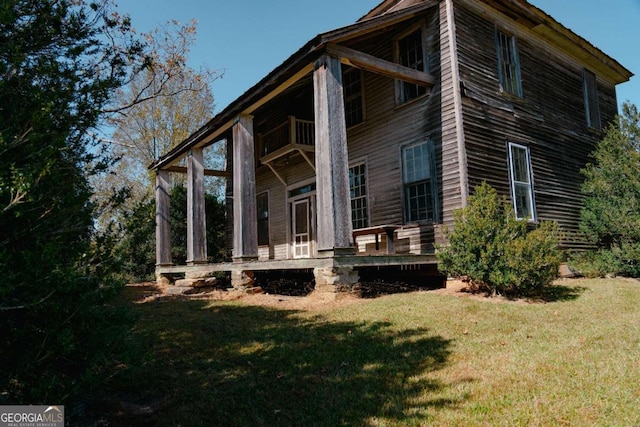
[495,29,523,98]
[582,68,601,130]
[256,191,270,246]
[394,22,429,105]
[401,140,439,223]
[349,161,369,230]
[507,142,536,222]
[343,66,365,128]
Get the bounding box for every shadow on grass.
[99,299,456,426]
[529,284,588,303]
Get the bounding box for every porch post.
[155,169,172,266]
[313,54,353,255]
[232,114,258,261]
[187,147,207,264]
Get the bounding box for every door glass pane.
[295,202,308,234]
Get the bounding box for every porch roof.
[149,1,438,171]
[149,0,633,172]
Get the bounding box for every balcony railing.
[260,116,315,158]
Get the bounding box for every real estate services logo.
[0,406,64,427]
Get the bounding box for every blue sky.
[116,0,639,114]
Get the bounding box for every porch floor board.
[156,254,438,275]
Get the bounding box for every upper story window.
[343,67,364,128]
[496,30,523,98]
[349,163,369,229]
[402,140,438,222]
[507,142,536,221]
[583,69,601,129]
[257,192,269,246]
[395,25,428,104]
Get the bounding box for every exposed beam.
[265,163,287,186]
[163,165,231,178]
[326,43,435,87]
[297,149,316,172]
[242,63,315,115]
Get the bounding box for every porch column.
[232,114,258,260]
[155,169,172,266]
[313,54,353,255]
[187,147,207,264]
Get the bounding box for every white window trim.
[507,142,536,222]
[349,159,370,230]
[401,139,439,223]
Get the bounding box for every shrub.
[574,102,640,277]
[438,182,561,296]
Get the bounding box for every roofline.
[517,0,632,84]
[151,0,632,171]
[150,1,437,171]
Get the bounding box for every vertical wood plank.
[187,147,207,264]
[233,114,259,260]
[445,0,469,207]
[313,54,353,253]
[155,170,172,266]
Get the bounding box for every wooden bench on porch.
[352,224,402,255]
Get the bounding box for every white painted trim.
[507,142,537,222]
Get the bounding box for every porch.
[156,253,439,295]
[150,11,437,293]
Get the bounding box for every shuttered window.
[583,69,601,129]
[402,141,438,222]
[496,30,523,98]
[349,163,368,229]
[508,143,536,221]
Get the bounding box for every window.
[496,30,523,97]
[395,27,428,104]
[349,163,368,229]
[343,67,364,128]
[583,69,601,129]
[257,192,269,246]
[508,143,535,221]
[402,141,437,222]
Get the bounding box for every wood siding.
[250,7,446,259]
[227,0,623,260]
[454,0,618,248]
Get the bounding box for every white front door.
[292,198,311,258]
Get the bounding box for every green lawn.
[102,278,640,426]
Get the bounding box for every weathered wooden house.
[151,0,632,292]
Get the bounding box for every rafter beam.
[326,43,435,87]
[163,165,231,178]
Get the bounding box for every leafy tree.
[574,102,640,277]
[438,182,561,296]
[93,20,224,226]
[0,0,146,408]
[116,185,228,282]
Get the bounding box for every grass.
[99,278,640,426]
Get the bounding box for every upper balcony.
[258,116,315,165]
